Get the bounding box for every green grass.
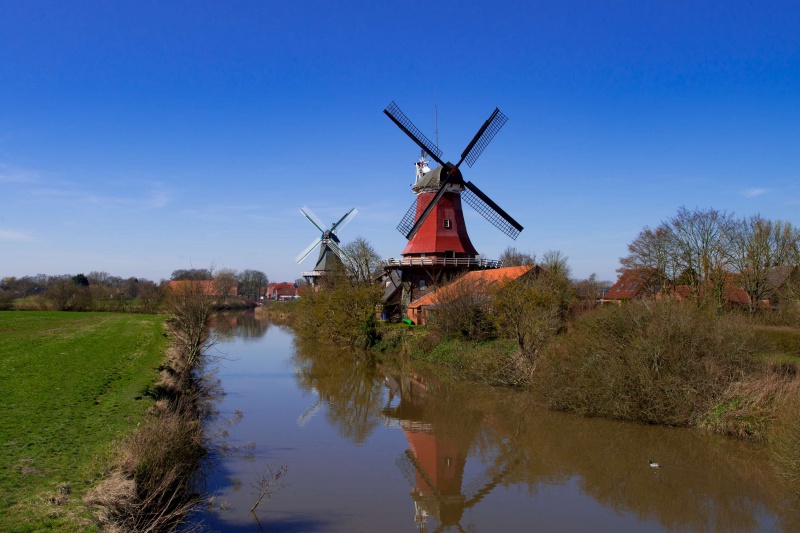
[751,325,800,366]
[0,311,168,531]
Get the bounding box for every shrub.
[293,274,382,349]
[534,300,756,426]
[0,290,15,310]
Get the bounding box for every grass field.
[0,311,168,531]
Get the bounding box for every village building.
[165,279,238,297]
[405,265,536,326]
[600,269,657,304]
[266,282,300,301]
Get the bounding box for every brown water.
[195,313,798,532]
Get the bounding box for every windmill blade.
[457,108,508,169]
[462,469,507,510]
[404,174,454,240]
[301,206,327,233]
[397,197,428,237]
[297,397,323,427]
[331,208,358,234]
[296,237,322,263]
[384,101,447,168]
[462,181,523,240]
[327,239,347,260]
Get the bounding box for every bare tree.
[138,280,165,314]
[214,268,238,302]
[619,224,678,296]
[342,237,382,287]
[237,269,268,300]
[165,269,218,366]
[668,206,735,306]
[498,246,536,267]
[726,215,800,311]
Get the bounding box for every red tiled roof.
[166,280,238,297]
[267,282,298,297]
[604,269,653,301]
[408,266,534,309]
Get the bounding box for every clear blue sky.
[2,1,799,283]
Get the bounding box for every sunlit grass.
[0,311,167,531]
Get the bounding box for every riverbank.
[0,311,168,531]
[384,300,800,496]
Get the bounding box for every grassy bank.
[0,311,168,531]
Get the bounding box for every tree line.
[0,266,272,312]
[620,206,800,310]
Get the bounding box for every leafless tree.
[237,269,268,300]
[726,215,800,311]
[498,246,536,267]
[214,268,238,301]
[342,237,382,287]
[619,223,679,296]
[165,269,218,366]
[668,206,735,306]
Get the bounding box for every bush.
[534,300,756,426]
[0,290,15,310]
[293,275,382,349]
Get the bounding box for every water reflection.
[211,310,271,341]
[201,319,796,532]
[293,340,385,445]
[384,374,496,532]
[292,338,793,532]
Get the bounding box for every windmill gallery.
[297,102,524,323]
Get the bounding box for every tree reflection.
[211,311,271,340]
[292,340,384,444]
[290,338,792,532]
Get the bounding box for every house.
[166,280,238,297]
[601,269,656,304]
[266,282,300,301]
[405,265,536,325]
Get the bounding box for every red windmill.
[382,102,524,318]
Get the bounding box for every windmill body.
[401,166,478,258]
[382,102,524,321]
[296,206,357,286]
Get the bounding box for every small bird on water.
[648,460,660,468]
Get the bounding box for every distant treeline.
[0,266,274,312]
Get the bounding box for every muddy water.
[196,313,797,532]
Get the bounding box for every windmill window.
[443,219,451,228]
[419,280,426,290]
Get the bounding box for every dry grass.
[702,367,800,440]
[771,395,800,494]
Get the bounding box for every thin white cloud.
[0,165,40,184]
[743,188,768,198]
[0,229,37,242]
[30,186,171,210]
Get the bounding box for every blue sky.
[2,1,799,283]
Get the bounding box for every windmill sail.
[462,181,522,240]
[385,102,523,242]
[460,108,508,168]
[296,207,357,265]
[384,102,446,167]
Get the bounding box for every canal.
[194,312,796,532]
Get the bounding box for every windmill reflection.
[383,374,505,533]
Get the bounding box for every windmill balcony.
[383,257,502,269]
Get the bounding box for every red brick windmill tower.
[382,102,524,318]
